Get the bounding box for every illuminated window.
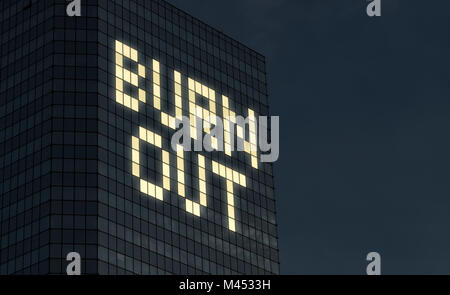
[114,40,260,233]
[175,145,205,217]
[114,40,146,112]
[222,95,259,169]
[187,77,217,147]
[131,127,170,202]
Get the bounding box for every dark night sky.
[167,0,450,274]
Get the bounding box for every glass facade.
[0,0,279,274]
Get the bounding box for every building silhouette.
[0,0,279,274]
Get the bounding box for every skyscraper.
[0,0,279,274]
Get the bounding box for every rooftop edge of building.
[0,0,266,64]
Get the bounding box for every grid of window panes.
[96,0,279,275]
[1,0,279,275]
[0,0,102,275]
[47,0,102,275]
[0,0,54,274]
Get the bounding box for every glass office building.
[0,0,279,274]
